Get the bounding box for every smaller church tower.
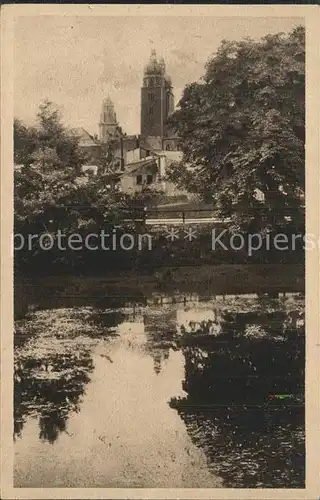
[99,96,118,142]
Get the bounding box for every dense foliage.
[14,101,133,270]
[167,26,305,232]
[14,101,125,228]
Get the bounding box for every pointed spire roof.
[100,95,117,125]
[144,49,166,76]
[103,95,114,107]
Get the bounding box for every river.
[14,278,305,488]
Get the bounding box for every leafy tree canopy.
[167,26,305,232]
[14,101,125,235]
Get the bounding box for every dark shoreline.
[15,263,305,290]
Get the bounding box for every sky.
[14,15,303,136]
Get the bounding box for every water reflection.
[179,409,304,488]
[144,307,178,374]
[14,308,103,443]
[170,297,305,487]
[14,288,305,488]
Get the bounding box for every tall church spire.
[99,96,118,142]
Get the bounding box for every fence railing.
[121,207,297,224]
[122,207,217,223]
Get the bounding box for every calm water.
[14,282,305,488]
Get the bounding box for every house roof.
[69,127,98,146]
[121,157,158,175]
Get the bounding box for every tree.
[167,26,305,232]
[14,119,39,167]
[14,101,131,272]
[14,101,87,230]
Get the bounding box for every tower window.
[148,92,154,101]
[149,106,153,115]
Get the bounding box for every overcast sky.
[14,16,303,136]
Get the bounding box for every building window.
[136,175,142,185]
[146,174,153,185]
[148,92,154,101]
[149,106,153,115]
[166,144,171,151]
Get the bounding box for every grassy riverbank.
[15,263,304,319]
[19,263,304,292]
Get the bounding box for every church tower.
[140,50,174,141]
[99,96,118,142]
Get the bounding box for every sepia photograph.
[1,4,319,499]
